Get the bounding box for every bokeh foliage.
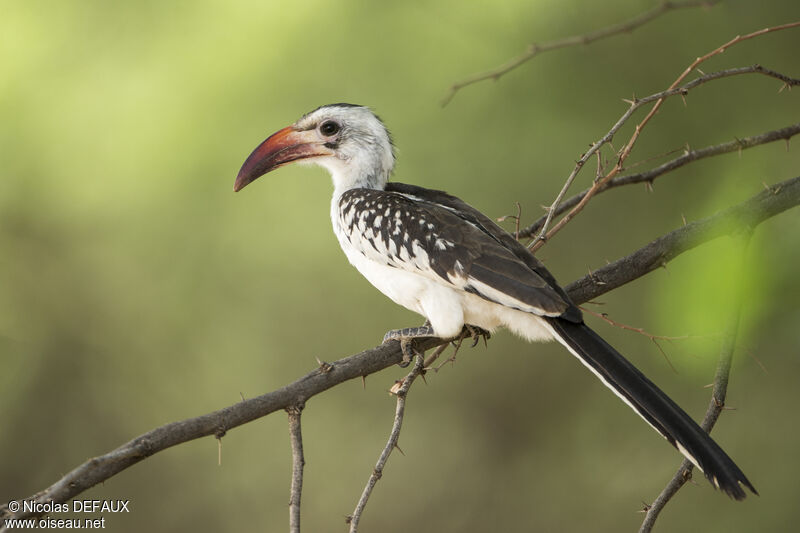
[1,1,799,531]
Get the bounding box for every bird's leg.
[382,321,435,367]
[383,322,491,367]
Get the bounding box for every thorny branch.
[638,233,752,533]
[2,176,798,531]
[530,58,800,252]
[564,176,799,304]
[441,0,718,106]
[520,122,800,239]
[348,355,425,532]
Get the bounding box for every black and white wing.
[336,184,580,321]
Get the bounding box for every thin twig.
[582,307,688,344]
[623,146,685,172]
[529,28,800,251]
[423,342,450,368]
[348,355,425,532]
[497,201,523,240]
[638,232,752,533]
[582,307,689,373]
[520,122,800,238]
[441,0,718,106]
[2,176,798,529]
[287,406,305,533]
[433,340,462,370]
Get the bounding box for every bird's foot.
[382,323,490,368]
[449,324,491,359]
[382,325,436,367]
[461,324,491,348]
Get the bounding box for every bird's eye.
[319,120,340,137]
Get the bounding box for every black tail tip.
[716,475,758,500]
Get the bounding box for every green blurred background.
[2,1,799,531]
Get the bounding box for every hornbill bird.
[234,103,756,499]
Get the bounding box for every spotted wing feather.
[337,186,574,318]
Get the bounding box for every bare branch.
[638,232,752,533]
[287,406,305,533]
[520,122,800,238]
[348,355,425,532]
[564,176,800,304]
[441,0,718,106]
[2,176,798,530]
[530,59,800,251]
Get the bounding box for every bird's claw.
[446,324,491,360]
[398,339,416,367]
[462,324,491,348]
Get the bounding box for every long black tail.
[546,317,756,500]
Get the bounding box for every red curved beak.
[234,127,333,192]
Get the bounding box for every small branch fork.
[348,355,426,532]
[529,57,800,252]
[638,232,752,533]
[441,0,718,106]
[287,405,305,533]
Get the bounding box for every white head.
[234,104,395,194]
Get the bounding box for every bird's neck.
[330,167,389,198]
[316,147,393,199]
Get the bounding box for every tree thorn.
[316,357,334,373]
